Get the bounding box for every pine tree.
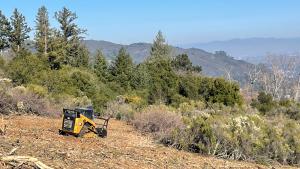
[94,49,108,81]
[67,36,89,67]
[147,57,178,104]
[172,54,202,73]
[47,29,66,69]
[146,31,178,104]
[55,7,88,67]
[77,44,89,67]
[55,7,84,41]
[149,30,170,59]
[35,6,50,56]
[9,8,31,54]
[172,54,193,71]
[0,10,11,54]
[110,47,134,90]
[131,63,150,90]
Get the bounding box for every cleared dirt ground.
[0,115,296,169]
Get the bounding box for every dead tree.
[221,65,233,82]
[247,64,263,97]
[246,54,300,100]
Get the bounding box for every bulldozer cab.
[61,109,77,132]
[75,108,94,120]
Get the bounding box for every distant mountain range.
[182,38,300,64]
[83,40,252,85]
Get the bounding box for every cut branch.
[0,115,6,136]
[1,156,53,169]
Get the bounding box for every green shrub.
[116,112,122,120]
[146,57,178,105]
[169,94,189,107]
[279,99,293,107]
[7,55,49,85]
[70,69,98,96]
[199,77,243,106]
[169,114,264,157]
[285,107,300,120]
[32,66,116,112]
[26,84,48,97]
[177,75,243,107]
[251,92,276,113]
[178,100,206,117]
[0,56,5,70]
[183,116,217,154]
[178,74,202,100]
[155,106,300,165]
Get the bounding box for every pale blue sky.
[1,0,300,45]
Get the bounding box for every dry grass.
[0,115,296,169]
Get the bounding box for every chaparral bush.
[133,105,184,140]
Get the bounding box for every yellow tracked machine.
[59,108,110,138]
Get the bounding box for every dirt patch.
[0,115,295,169]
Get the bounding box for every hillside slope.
[183,38,300,63]
[84,40,252,84]
[0,115,295,169]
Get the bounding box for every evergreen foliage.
[0,10,11,53]
[149,30,170,60]
[7,54,48,85]
[109,47,134,90]
[9,8,31,54]
[147,57,178,104]
[54,7,88,67]
[178,74,202,100]
[251,92,275,113]
[144,31,177,104]
[94,49,108,81]
[2,8,244,109]
[130,63,150,90]
[34,6,50,56]
[172,54,202,73]
[199,77,243,106]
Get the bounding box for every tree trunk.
[294,75,300,101]
[44,26,48,55]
